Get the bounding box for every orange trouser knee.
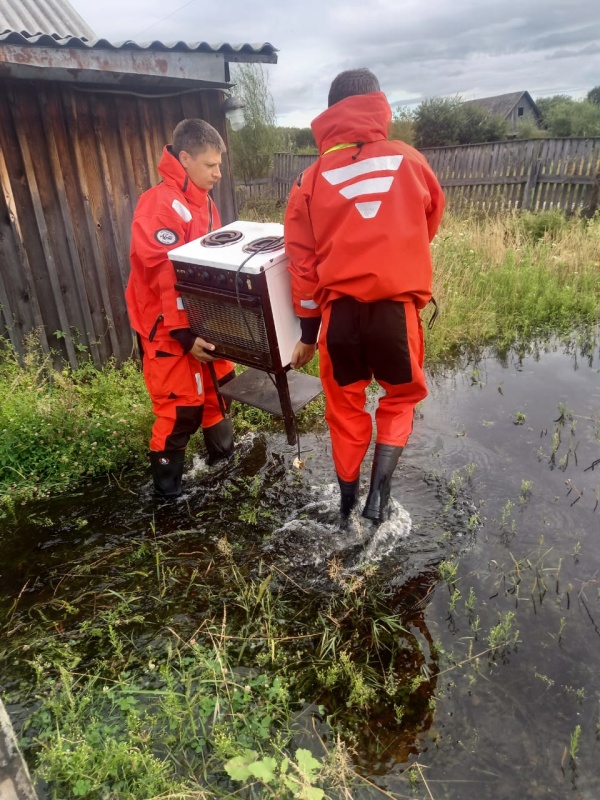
[142,346,234,451]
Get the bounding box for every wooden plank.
[11,87,79,367]
[440,175,527,188]
[546,138,563,209]
[114,96,144,229]
[487,141,502,212]
[522,161,541,211]
[40,85,103,367]
[90,96,136,361]
[467,145,485,208]
[536,139,551,210]
[0,139,50,356]
[0,697,39,799]
[0,44,228,87]
[65,90,122,358]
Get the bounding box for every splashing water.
[262,483,412,575]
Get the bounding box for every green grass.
[0,338,151,508]
[426,210,600,362]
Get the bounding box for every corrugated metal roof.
[0,0,96,40]
[0,29,278,58]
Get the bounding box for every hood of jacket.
[157,145,210,207]
[311,92,392,155]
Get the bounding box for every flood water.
[1,332,599,799]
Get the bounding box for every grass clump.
[0,337,151,508]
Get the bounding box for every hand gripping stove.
[168,220,322,445]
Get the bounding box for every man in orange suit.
[126,119,235,497]
[284,69,445,523]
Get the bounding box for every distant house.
[463,91,542,135]
[0,0,277,366]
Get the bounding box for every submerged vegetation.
[2,522,441,798]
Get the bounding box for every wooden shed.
[0,0,277,367]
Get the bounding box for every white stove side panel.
[264,259,301,367]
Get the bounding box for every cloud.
[70,0,600,127]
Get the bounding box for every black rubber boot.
[203,418,234,466]
[150,450,186,498]
[338,475,360,518]
[362,444,404,522]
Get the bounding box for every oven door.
[175,283,275,369]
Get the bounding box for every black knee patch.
[164,405,204,450]
[367,301,412,385]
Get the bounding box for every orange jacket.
[284,93,444,318]
[126,146,220,355]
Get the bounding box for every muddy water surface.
[1,334,599,799]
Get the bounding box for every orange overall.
[284,92,445,481]
[126,146,234,452]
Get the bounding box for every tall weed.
[427,211,600,361]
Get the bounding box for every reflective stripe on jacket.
[284,92,445,318]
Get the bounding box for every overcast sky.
[71,0,599,127]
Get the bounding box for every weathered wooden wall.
[0,78,237,367]
[266,139,600,214]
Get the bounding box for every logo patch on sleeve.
[154,228,179,246]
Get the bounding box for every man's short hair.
[172,119,226,158]
[327,68,381,107]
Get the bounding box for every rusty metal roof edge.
[0,29,278,56]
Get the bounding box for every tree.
[536,94,600,137]
[390,107,415,145]
[228,64,279,183]
[413,97,463,148]
[514,119,548,140]
[586,86,600,106]
[276,127,317,153]
[457,103,509,145]
[413,96,508,148]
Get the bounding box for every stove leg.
[274,371,297,446]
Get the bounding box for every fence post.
[522,161,541,211]
[587,170,600,217]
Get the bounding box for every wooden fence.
[236,154,319,205]
[422,137,600,213]
[241,140,600,215]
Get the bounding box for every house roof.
[0,0,97,40]
[0,30,278,59]
[463,91,541,120]
[0,1,277,90]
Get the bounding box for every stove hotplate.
[201,230,244,247]
[169,220,287,273]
